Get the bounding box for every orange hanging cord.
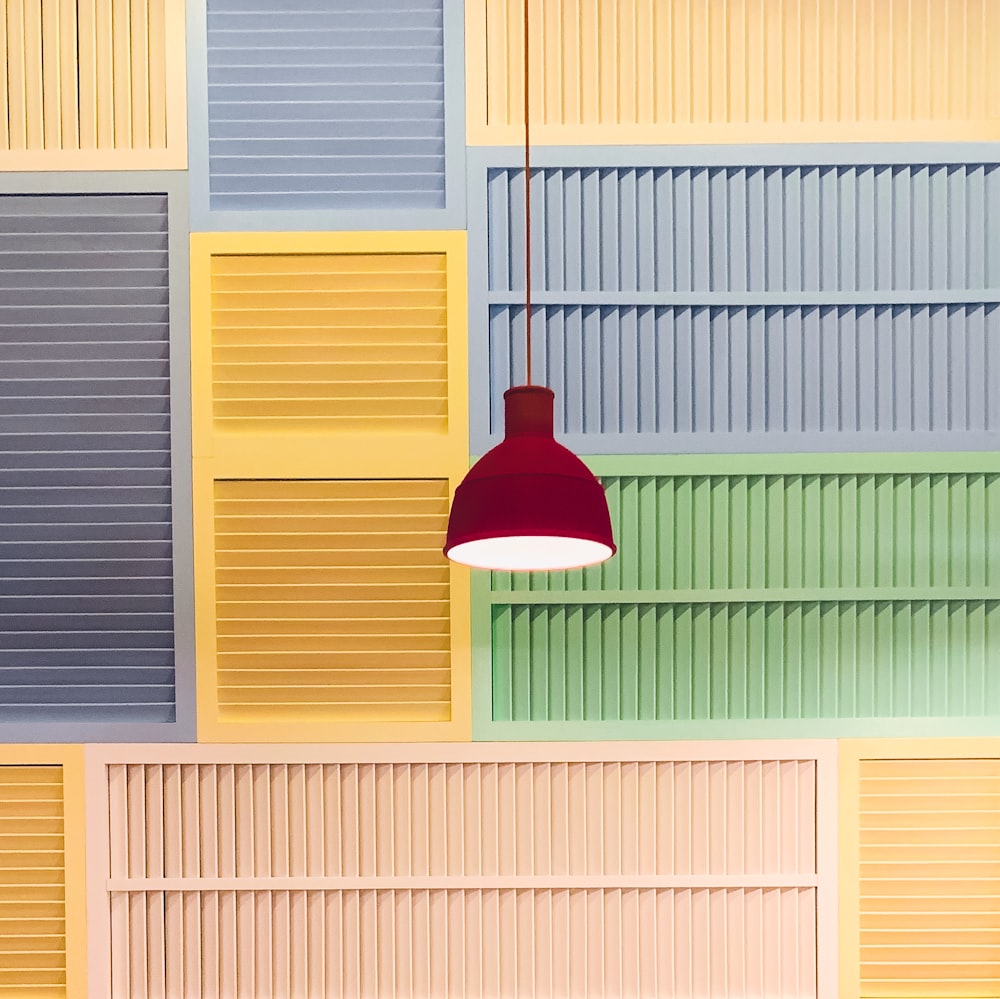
[523,0,532,385]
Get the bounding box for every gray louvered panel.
[206,0,446,212]
[488,164,1000,293]
[485,303,1000,447]
[0,193,175,723]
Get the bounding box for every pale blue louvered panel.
[485,303,1000,446]
[206,0,446,212]
[487,163,1000,293]
[0,194,175,722]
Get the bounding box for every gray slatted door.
[0,194,175,721]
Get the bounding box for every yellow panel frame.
[839,738,1000,999]
[190,230,471,744]
[0,0,186,171]
[0,745,86,999]
[465,0,1000,147]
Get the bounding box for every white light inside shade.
[446,536,615,572]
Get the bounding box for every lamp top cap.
[503,384,554,437]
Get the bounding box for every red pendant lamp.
[444,0,615,572]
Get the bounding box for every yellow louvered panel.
[214,479,453,725]
[210,253,449,434]
[1,0,184,169]
[0,766,65,996]
[467,0,1000,144]
[859,757,1000,998]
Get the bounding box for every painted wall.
[0,0,998,995]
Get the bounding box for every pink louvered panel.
[100,748,828,999]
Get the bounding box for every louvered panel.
[491,601,1000,722]
[0,194,175,723]
[211,252,449,432]
[100,746,828,999]
[0,0,184,168]
[487,303,1000,444]
[0,765,65,995]
[487,164,1000,294]
[214,480,452,723]
[494,472,1000,593]
[206,0,446,211]
[108,887,815,999]
[468,0,1000,144]
[858,757,1000,997]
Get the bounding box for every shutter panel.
[486,460,1000,732]
[206,0,446,211]
[467,0,1000,144]
[99,744,833,999]
[475,162,1000,453]
[0,0,185,169]
[0,765,65,995]
[214,479,452,723]
[0,193,175,724]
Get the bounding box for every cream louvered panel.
[214,480,452,724]
[470,0,1000,143]
[0,766,65,996]
[102,750,828,998]
[210,253,449,433]
[1,0,183,167]
[859,757,1000,997]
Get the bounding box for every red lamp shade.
[444,385,616,571]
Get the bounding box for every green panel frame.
[472,453,1000,741]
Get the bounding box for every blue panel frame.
[187,0,466,232]
[467,144,1000,456]
[0,171,195,742]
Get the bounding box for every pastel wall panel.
[190,0,464,228]
[87,742,836,999]
[840,739,1000,999]
[0,747,86,999]
[190,232,470,742]
[466,0,1000,144]
[478,456,1000,739]
[470,155,1000,453]
[1,0,186,169]
[0,192,185,734]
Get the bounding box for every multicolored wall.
[0,0,998,995]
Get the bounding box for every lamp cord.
[523,0,532,385]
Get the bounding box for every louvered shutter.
[191,232,469,742]
[0,0,186,169]
[467,0,1000,144]
[484,457,1000,737]
[205,0,447,212]
[96,742,835,999]
[0,193,175,725]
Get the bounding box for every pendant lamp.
[444,1,616,572]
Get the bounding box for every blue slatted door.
[206,0,446,212]
[476,162,1000,453]
[0,194,175,722]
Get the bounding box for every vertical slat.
[20,0,44,148]
[129,0,150,148]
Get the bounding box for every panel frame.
[838,737,1000,999]
[190,230,471,743]
[466,144,1000,455]
[473,452,1000,741]
[186,0,467,231]
[0,171,195,742]
[84,739,837,999]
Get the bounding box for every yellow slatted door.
[859,757,1000,997]
[215,479,452,724]
[211,252,449,435]
[1,0,184,169]
[467,0,1000,144]
[191,232,470,742]
[0,766,65,997]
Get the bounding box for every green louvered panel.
[481,458,1000,733]
[492,601,1000,722]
